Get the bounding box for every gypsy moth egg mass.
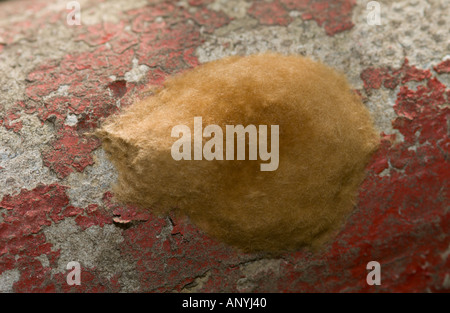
[95,53,379,253]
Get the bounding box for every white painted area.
[124,58,150,83]
[65,114,78,126]
[0,115,58,201]
[0,269,20,293]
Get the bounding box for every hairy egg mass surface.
[96,53,379,253]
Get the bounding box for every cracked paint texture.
[0,0,448,293]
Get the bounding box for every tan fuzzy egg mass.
[96,53,379,253]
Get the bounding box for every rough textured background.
[0,0,448,292]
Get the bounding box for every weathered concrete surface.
[0,0,448,292]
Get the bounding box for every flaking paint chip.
[96,53,379,253]
[112,216,131,224]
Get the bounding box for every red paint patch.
[120,213,247,292]
[1,111,23,132]
[103,192,152,223]
[248,0,356,35]
[361,59,433,92]
[41,127,100,178]
[281,0,356,35]
[77,22,125,47]
[184,7,231,34]
[434,59,450,74]
[323,59,449,292]
[248,1,292,26]
[0,184,123,292]
[188,0,214,6]
[75,204,113,230]
[0,184,69,247]
[0,184,68,291]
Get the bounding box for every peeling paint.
[0,0,448,292]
